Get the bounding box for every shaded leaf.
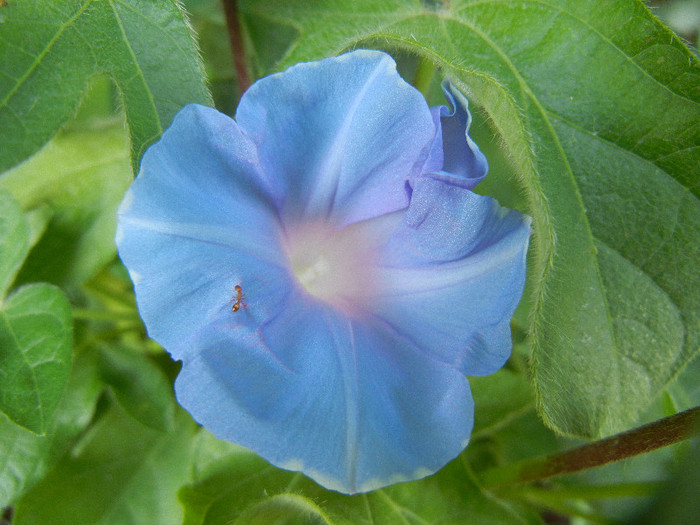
[14,402,196,525]
[99,344,175,432]
[668,354,700,412]
[184,0,240,116]
[470,366,534,439]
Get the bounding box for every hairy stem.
[222,0,251,94]
[480,406,700,488]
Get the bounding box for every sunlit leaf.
[0,189,29,298]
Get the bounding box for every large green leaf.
[179,430,542,525]
[0,0,212,173]
[240,0,700,438]
[14,403,196,525]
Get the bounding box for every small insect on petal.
[232,284,247,312]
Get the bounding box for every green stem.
[412,56,435,96]
[480,406,700,488]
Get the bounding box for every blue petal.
[116,50,529,496]
[174,291,473,494]
[234,50,436,226]
[423,80,489,189]
[116,104,291,360]
[369,175,531,376]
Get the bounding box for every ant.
[231,284,247,312]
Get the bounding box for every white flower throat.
[285,213,403,309]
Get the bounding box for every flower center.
[285,213,403,309]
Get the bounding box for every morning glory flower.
[116,50,531,494]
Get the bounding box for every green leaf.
[14,402,196,525]
[240,0,700,437]
[0,189,29,298]
[466,359,560,476]
[1,119,132,286]
[0,344,101,507]
[0,0,212,173]
[98,344,176,432]
[0,283,72,435]
[470,367,534,440]
[180,430,541,525]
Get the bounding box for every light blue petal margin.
[175,293,474,494]
[235,50,436,226]
[371,177,531,376]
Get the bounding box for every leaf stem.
[480,406,700,488]
[222,0,251,94]
[412,56,435,96]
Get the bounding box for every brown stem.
[480,406,700,489]
[222,0,251,94]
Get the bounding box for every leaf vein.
[455,0,697,104]
[0,0,95,113]
[106,0,162,135]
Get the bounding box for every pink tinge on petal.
[284,210,405,313]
